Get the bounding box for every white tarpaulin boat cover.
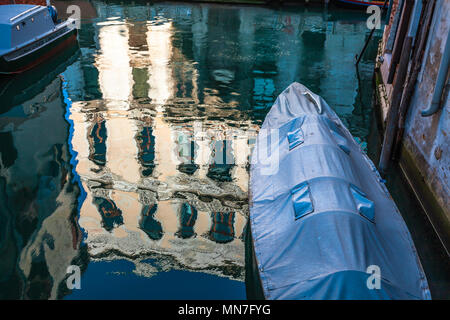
[249,82,431,300]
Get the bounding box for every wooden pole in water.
[379,35,413,173]
[378,0,417,173]
[387,0,414,84]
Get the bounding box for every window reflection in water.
[176,202,198,239]
[88,114,107,167]
[136,117,156,176]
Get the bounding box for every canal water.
[0,2,447,299]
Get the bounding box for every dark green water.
[5,2,444,300]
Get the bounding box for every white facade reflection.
[67,4,258,280]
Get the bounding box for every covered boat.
[248,82,431,299]
[0,4,77,74]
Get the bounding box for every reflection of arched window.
[140,204,163,240]
[207,139,234,182]
[137,118,155,176]
[176,132,199,175]
[175,202,197,239]
[209,212,235,243]
[93,196,123,232]
[88,115,107,166]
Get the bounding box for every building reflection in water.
[0,1,380,298]
[65,3,257,282]
[63,1,376,284]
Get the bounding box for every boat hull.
[0,27,77,75]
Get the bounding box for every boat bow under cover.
[249,82,430,300]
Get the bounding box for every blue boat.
[248,82,431,300]
[0,4,77,74]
